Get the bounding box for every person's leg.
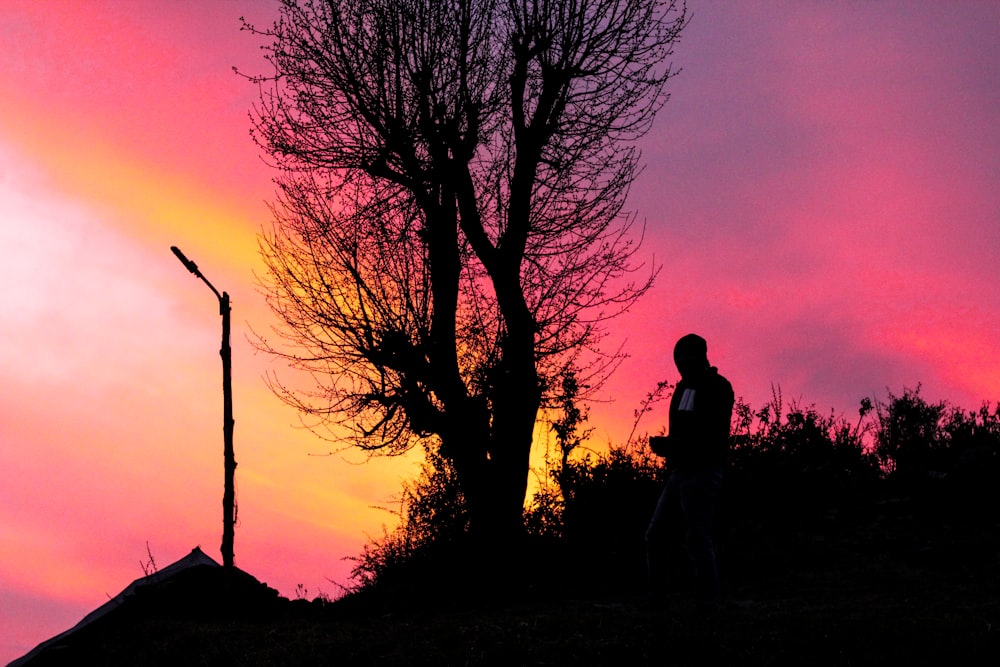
[679,468,723,605]
[645,472,680,595]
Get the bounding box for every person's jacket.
[659,367,734,471]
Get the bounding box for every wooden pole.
[220,291,236,570]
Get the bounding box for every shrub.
[348,385,999,598]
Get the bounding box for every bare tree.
[244,0,687,538]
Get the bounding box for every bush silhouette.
[346,444,471,601]
[348,386,999,600]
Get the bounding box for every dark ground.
[16,534,999,665]
[152,562,998,666]
[13,484,1000,666]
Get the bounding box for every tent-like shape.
[9,547,279,666]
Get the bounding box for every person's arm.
[708,380,735,456]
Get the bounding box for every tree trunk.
[443,389,538,545]
[446,345,540,545]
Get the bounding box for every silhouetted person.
[646,333,734,607]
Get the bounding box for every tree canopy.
[245,0,687,535]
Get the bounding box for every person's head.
[673,333,709,380]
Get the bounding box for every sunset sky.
[2,1,997,660]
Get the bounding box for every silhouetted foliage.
[726,389,879,525]
[351,384,1000,598]
[873,385,949,477]
[347,444,468,597]
[552,446,668,589]
[242,0,689,538]
[872,385,1000,484]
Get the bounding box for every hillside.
[13,505,999,666]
